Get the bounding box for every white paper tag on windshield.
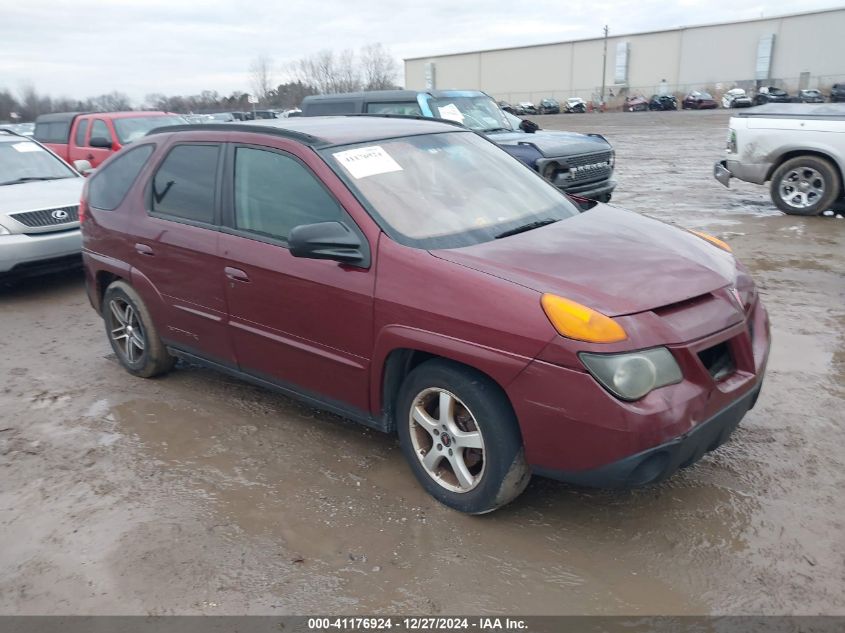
[438,103,464,123]
[335,145,402,179]
[12,142,42,153]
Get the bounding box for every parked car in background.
[537,98,561,114]
[34,111,186,170]
[754,86,791,105]
[282,108,302,118]
[498,101,516,114]
[254,110,279,119]
[208,112,236,122]
[624,95,648,112]
[0,122,35,136]
[797,89,824,103]
[714,103,845,215]
[563,97,587,113]
[81,116,769,513]
[518,101,537,115]
[682,91,718,109]
[0,130,85,280]
[831,84,845,103]
[231,111,254,121]
[722,88,753,109]
[301,90,617,203]
[648,95,678,111]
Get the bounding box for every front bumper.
[0,229,82,276]
[507,294,770,487]
[558,178,616,202]
[534,378,763,487]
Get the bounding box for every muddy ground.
[1,109,843,615]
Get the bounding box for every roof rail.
[342,113,467,128]
[145,123,325,146]
[0,127,27,138]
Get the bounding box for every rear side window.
[233,147,343,242]
[366,102,422,115]
[305,100,359,115]
[151,144,219,224]
[35,121,70,143]
[90,119,111,144]
[88,144,155,211]
[75,120,89,147]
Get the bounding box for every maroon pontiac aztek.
[80,116,770,513]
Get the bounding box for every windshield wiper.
[495,218,559,239]
[483,127,511,133]
[0,176,69,186]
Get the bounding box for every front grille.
[10,205,79,228]
[698,342,735,381]
[563,151,613,184]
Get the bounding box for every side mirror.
[288,221,367,266]
[73,159,94,175]
[89,136,112,149]
[519,119,539,133]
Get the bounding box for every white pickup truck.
[714,103,845,215]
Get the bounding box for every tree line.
[1,44,400,122]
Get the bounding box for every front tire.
[770,156,841,216]
[396,360,530,514]
[103,280,175,378]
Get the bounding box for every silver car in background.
[0,130,85,280]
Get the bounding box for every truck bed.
[737,103,845,120]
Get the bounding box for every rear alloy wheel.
[770,156,840,216]
[396,360,530,514]
[103,280,175,378]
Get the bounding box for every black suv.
[831,84,845,103]
[301,90,615,203]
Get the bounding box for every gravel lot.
[1,109,843,615]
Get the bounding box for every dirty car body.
[714,103,845,215]
[81,117,769,513]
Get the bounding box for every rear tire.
[396,359,530,514]
[770,156,841,216]
[103,280,175,378]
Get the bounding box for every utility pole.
[600,25,609,109]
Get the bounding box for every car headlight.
[579,347,682,401]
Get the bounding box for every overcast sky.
[1,0,840,103]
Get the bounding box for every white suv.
[0,130,85,280]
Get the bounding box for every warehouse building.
[404,8,845,107]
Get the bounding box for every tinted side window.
[234,147,343,242]
[88,144,155,211]
[305,101,359,115]
[90,119,110,144]
[151,144,219,224]
[75,120,89,146]
[35,121,70,143]
[366,102,422,115]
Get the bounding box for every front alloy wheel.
[409,388,485,493]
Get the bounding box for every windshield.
[324,131,579,249]
[113,115,186,144]
[426,95,513,132]
[0,140,76,185]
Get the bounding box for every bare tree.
[90,91,132,112]
[250,54,274,105]
[360,43,399,90]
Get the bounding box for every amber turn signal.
[540,294,628,343]
[688,229,732,253]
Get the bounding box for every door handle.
[224,266,250,282]
[134,243,154,256]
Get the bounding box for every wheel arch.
[372,326,532,434]
[765,148,845,193]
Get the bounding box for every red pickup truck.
[34,111,186,171]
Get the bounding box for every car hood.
[487,129,611,157]
[0,177,84,216]
[431,206,737,317]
